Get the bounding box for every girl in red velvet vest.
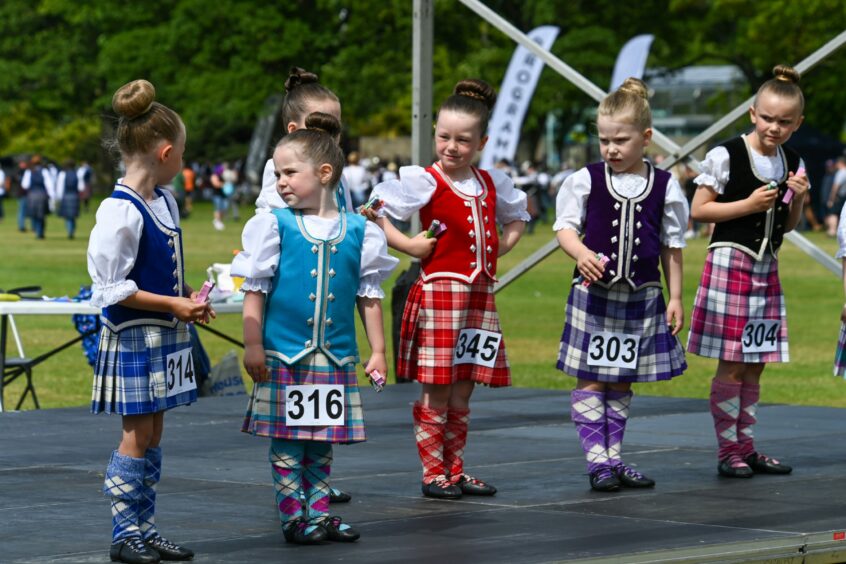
[371,79,530,499]
[688,65,809,479]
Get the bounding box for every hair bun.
[773,64,801,84]
[618,77,649,100]
[285,67,320,93]
[304,111,341,138]
[454,79,496,111]
[112,79,156,119]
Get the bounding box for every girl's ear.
[159,143,173,163]
[318,163,334,184]
[642,128,653,146]
[287,121,298,133]
[478,135,489,152]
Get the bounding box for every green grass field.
[2,197,845,410]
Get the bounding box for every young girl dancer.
[688,65,808,478]
[233,113,396,544]
[255,67,353,213]
[371,79,530,499]
[89,79,213,564]
[254,68,356,505]
[555,78,689,492]
[834,204,846,377]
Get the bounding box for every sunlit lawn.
[2,197,845,410]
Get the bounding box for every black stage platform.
[2,385,845,563]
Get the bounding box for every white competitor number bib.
[453,328,502,368]
[587,332,640,369]
[285,385,345,426]
[741,320,780,353]
[165,348,197,397]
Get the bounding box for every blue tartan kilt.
[557,282,687,383]
[91,322,197,415]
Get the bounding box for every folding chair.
[2,314,39,410]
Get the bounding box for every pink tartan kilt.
[687,247,788,363]
[397,277,511,387]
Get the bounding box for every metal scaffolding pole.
[411,0,433,235]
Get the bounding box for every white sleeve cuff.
[90,280,138,308]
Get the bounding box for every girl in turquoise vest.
[233,112,396,545]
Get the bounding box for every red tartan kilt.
[397,277,511,386]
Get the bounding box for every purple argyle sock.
[605,390,633,469]
[570,389,609,474]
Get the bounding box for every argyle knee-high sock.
[270,439,305,525]
[138,447,161,540]
[413,402,447,484]
[302,442,332,522]
[737,383,760,458]
[444,407,470,482]
[710,379,743,462]
[103,450,146,543]
[570,389,610,474]
[605,390,633,469]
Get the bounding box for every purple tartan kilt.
[687,247,788,363]
[241,352,365,444]
[557,283,687,383]
[834,322,846,377]
[91,323,197,415]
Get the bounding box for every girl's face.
[749,91,803,155]
[434,110,487,173]
[288,98,343,138]
[273,144,332,211]
[597,114,651,175]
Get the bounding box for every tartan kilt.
[242,352,365,444]
[687,247,788,363]
[397,277,511,387]
[834,322,846,377]
[91,323,197,415]
[557,283,686,383]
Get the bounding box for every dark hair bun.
[285,67,320,93]
[112,79,156,119]
[773,64,801,84]
[454,79,496,111]
[304,111,341,138]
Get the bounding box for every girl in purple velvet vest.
[88,80,214,564]
[555,78,689,492]
[688,65,809,479]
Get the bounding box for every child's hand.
[576,249,606,283]
[747,184,779,212]
[360,207,379,221]
[363,352,388,381]
[840,304,846,324]
[171,297,211,324]
[243,344,268,382]
[785,170,809,201]
[406,232,438,259]
[666,298,684,336]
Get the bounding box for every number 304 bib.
[285,385,345,426]
[587,332,640,369]
[741,320,780,353]
[453,328,502,368]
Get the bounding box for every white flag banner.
[480,25,559,170]
[610,34,654,90]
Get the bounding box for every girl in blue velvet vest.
[88,80,214,564]
[233,112,396,545]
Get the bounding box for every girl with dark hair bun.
[88,79,213,563]
[255,67,354,214]
[370,78,530,500]
[232,112,397,544]
[688,64,808,479]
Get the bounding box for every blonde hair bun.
[617,77,649,100]
[304,111,342,138]
[112,79,156,120]
[773,64,801,84]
